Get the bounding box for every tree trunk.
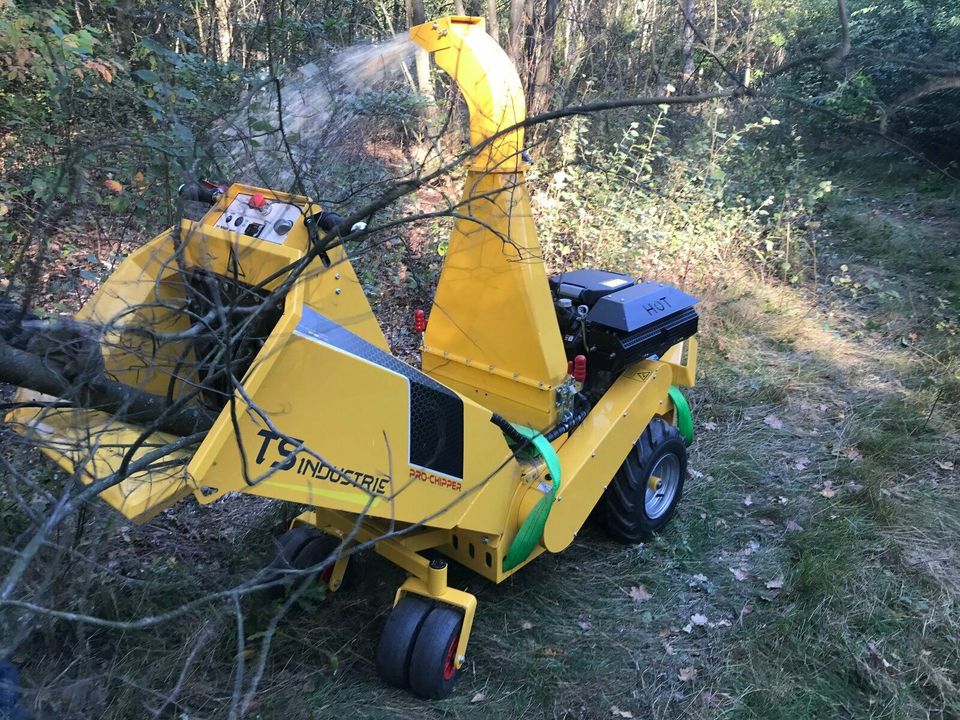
[529,0,560,116]
[680,0,695,86]
[486,0,500,42]
[453,0,466,14]
[506,0,525,65]
[406,0,436,122]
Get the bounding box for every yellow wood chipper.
[7,16,699,699]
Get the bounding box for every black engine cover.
[549,269,635,306]
[551,271,699,376]
[585,282,699,370]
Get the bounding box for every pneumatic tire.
[603,418,687,543]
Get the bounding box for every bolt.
[334,272,341,280]
[482,536,489,544]
[457,655,466,664]
[429,558,447,570]
[335,288,341,295]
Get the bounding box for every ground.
[2,157,958,719]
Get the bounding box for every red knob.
[573,354,587,383]
[414,309,427,333]
[248,192,266,210]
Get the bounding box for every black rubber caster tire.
[376,596,432,689]
[603,417,687,543]
[263,527,342,596]
[408,606,464,700]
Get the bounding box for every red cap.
[249,192,266,210]
[414,309,427,333]
[573,354,587,383]
[567,360,574,376]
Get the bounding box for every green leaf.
[135,69,160,83]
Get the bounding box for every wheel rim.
[645,453,680,520]
[442,632,460,681]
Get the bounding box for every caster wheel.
[263,527,355,596]
[376,596,432,688]
[603,418,687,543]
[408,606,464,699]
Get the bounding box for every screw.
[335,288,341,295]
[334,272,341,280]
[457,655,465,664]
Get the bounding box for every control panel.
[213,193,303,244]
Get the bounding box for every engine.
[550,269,699,402]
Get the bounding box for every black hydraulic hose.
[490,394,592,446]
[544,393,591,442]
[490,413,528,446]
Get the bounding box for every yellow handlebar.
[410,16,526,172]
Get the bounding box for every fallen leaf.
[819,484,837,498]
[742,540,760,556]
[629,585,652,602]
[778,496,789,504]
[540,647,564,657]
[691,613,708,626]
[729,567,749,582]
[785,520,803,532]
[658,627,673,638]
[764,414,785,430]
[682,623,693,634]
[765,574,785,590]
[520,620,533,630]
[936,460,954,471]
[691,573,708,583]
[743,495,754,507]
[610,707,634,719]
[471,692,486,703]
[703,421,718,431]
[758,518,774,526]
[678,666,698,682]
[662,641,677,655]
[840,447,862,462]
[103,179,123,193]
[793,456,810,471]
[577,618,593,631]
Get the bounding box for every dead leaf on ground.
[730,567,749,581]
[840,447,862,462]
[743,495,754,507]
[764,414,785,430]
[793,456,810,471]
[103,179,123,193]
[785,520,803,532]
[577,618,593,631]
[678,666,698,682]
[691,613,708,626]
[703,421,719,431]
[610,706,634,718]
[662,641,677,655]
[819,482,837,498]
[520,620,533,630]
[758,518,774,526]
[540,647,564,657]
[935,460,954,471]
[471,692,486,703]
[765,574,785,590]
[629,585,652,602]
